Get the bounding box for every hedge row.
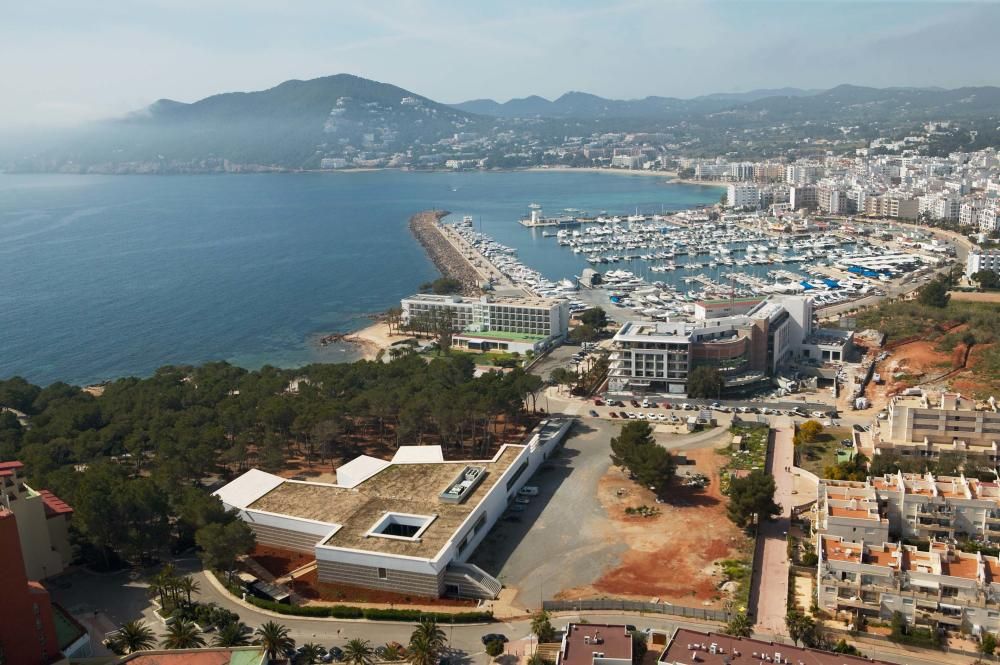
[245,597,492,623]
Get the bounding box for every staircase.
[444,562,503,599]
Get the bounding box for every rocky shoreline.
[408,209,481,295]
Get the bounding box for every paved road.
[751,418,795,636]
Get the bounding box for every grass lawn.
[797,427,853,477]
[422,349,522,367]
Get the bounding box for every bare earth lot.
[473,421,749,610]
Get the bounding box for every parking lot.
[470,418,624,609]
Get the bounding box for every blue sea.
[0,171,720,385]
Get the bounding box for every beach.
[342,320,408,361]
[523,166,727,189]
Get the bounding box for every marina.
[441,205,951,323]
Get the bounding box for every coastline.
[340,320,407,361]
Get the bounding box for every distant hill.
[450,88,822,118]
[450,85,1000,121]
[8,76,1000,173]
[14,74,483,172]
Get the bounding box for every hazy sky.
[3,0,999,127]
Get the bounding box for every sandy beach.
[341,320,410,361]
[523,166,727,189]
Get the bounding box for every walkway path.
[752,418,795,636]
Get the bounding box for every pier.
[408,210,482,295]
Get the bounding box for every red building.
[0,508,60,665]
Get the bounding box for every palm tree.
[298,642,325,664]
[213,621,253,647]
[255,621,295,661]
[115,620,156,653]
[408,633,437,665]
[178,575,201,605]
[161,619,205,650]
[382,643,404,662]
[412,619,446,652]
[342,638,374,665]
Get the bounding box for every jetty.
[408,210,481,295]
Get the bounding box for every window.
[378,568,388,580]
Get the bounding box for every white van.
[518,486,539,496]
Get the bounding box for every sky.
[2,0,1000,128]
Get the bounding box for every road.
[51,559,966,665]
[750,418,795,637]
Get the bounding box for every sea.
[0,171,721,386]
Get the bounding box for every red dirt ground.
[289,569,475,607]
[249,545,314,578]
[557,445,751,608]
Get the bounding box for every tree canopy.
[0,354,545,569]
[686,366,724,399]
[918,276,950,308]
[610,421,676,496]
[579,307,609,331]
[727,470,780,528]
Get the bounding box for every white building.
[216,419,572,599]
[401,294,569,353]
[726,183,759,208]
[608,296,816,396]
[965,250,1000,279]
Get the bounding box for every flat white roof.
[392,445,445,464]
[213,468,285,509]
[336,455,392,488]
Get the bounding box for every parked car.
[502,514,522,522]
[594,399,604,406]
[507,504,526,512]
[518,486,539,496]
[630,399,640,407]
[610,412,619,418]
[588,409,599,417]
[662,401,671,409]
[325,646,344,662]
[514,496,531,505]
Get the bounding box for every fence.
[542,599,729,622]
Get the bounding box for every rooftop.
[246,445,522,558]
[661,629,895,665]
[455,329,547,342]
[119,647,267,665]
[561,624,632,665]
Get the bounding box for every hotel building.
[400,294,569,354]
[0,461,73,580]
[871,391,1000,461]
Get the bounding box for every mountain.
[14,74,483,172]
[450,85,1000,121]
[450,88,821,118]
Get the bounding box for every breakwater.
[408,209,481,295]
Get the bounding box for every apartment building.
[816,473,1000,545]
[0,461,73,580]
[726,183,759,208]
[0,509,61,665]
[789,185,818,210]
[659,628,897,665]
[400,293,569,353]
[818,534,1000,634]
[872,392,1000,460]
[558,624,633,665]
[216,419,571,600]
[607,296,813,395]
[967,249,1000,279]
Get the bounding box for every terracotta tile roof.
[39,489,73,517]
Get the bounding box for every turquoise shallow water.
[0,171,719,385]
